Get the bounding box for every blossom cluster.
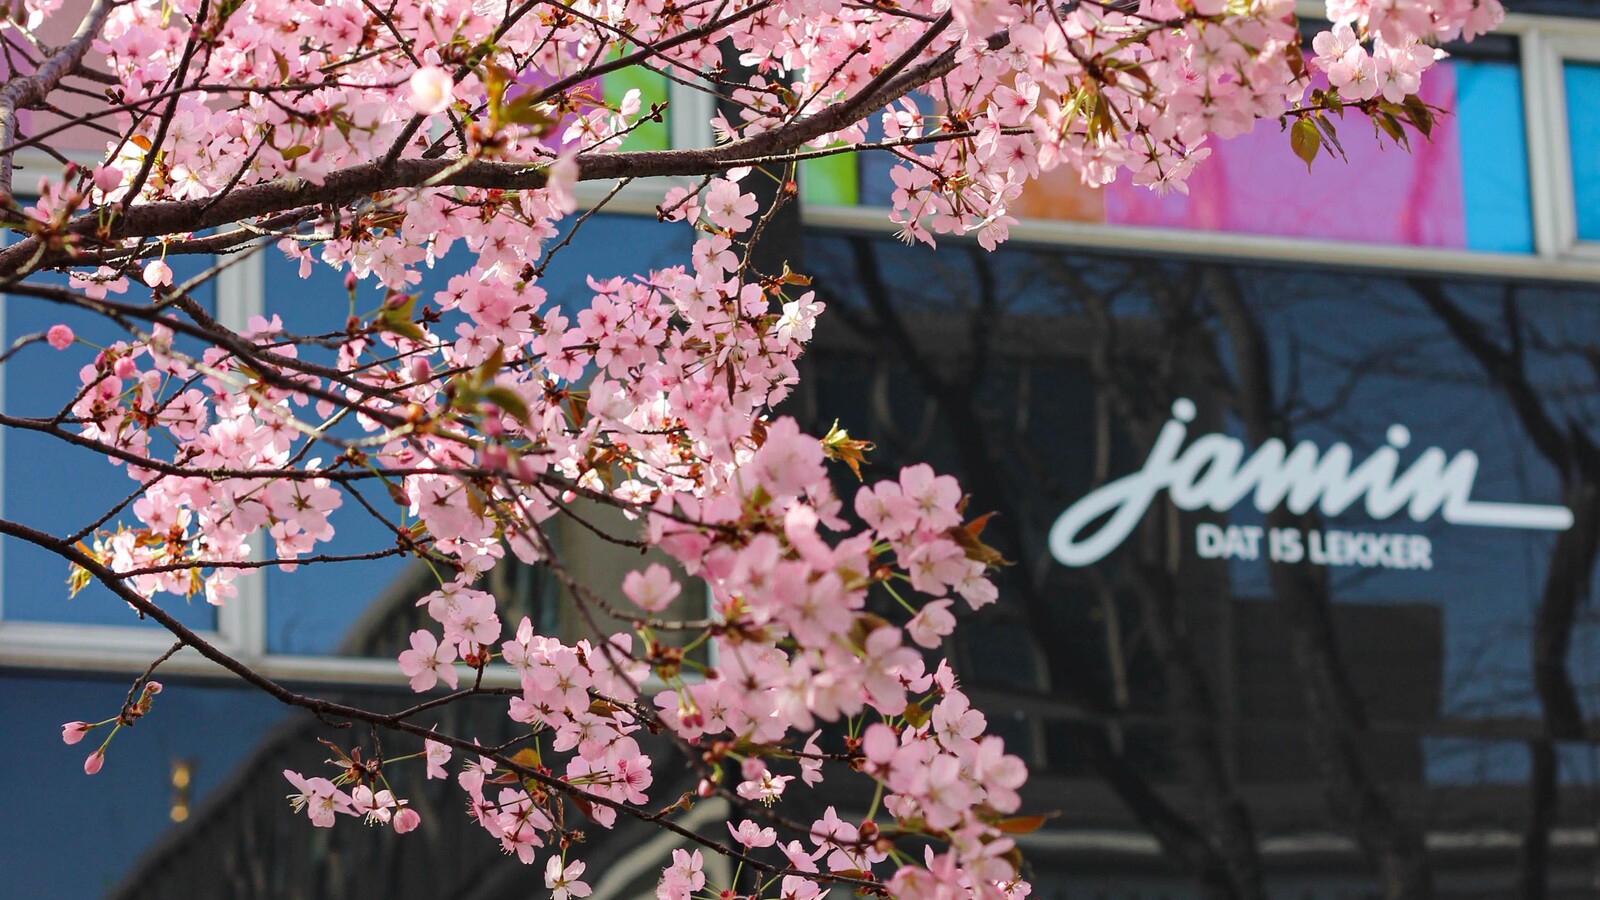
[15,0,1501,252]
[46,158,1032,892]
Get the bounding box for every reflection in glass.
[791,230,1600,891]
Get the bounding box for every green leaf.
[472,345,506,389]
[67,563,92,599]
[1375,111,1409,149]
[376,295,426,342]
[500,95,556,131]
[1290,118,1321,172]
[1285,42,1307,81]
[483,64,510,124]
[279,144,311,161]
[995,813,1057,834]
[481,386,530,425]
[1087,94,1116,141]
[1313,113,1346,161]
[1403,95,1434,139]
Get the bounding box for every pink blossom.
[444,590,501,649]
[545,857,591,900]
[735,768,794,805]
[351,785,398,824]
[283,769,351,827]
[397,629,459,692]
[798,730,824,786]
[728,818,777,848]
[780,876,825,900]
[45,324,74,350]
[91,165,122,194]
[656,848,704,900]
[408,66,454,115]
[622,563,681,612]
[907,599,956,649]
[658,185,700,223]
[424,737,451,780]
[61,721,92,745]
[702,179,758,232]
[393,807,421,834]
[899,463,963,532]
[931,691,987,754]
[143,259,172,288]
[779,840,822,874]
[748,417,826,499]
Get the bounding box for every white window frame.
[1527,19,1600,260]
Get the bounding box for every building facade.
[6,2,1600,897]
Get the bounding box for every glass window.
[1564,61,1600,243]
[520,61,673,155]
[797,230,1600,790]
[4,668,732,898]
[601,63,672,153]
[803,54,1536,254]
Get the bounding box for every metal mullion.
[212,246,268,661]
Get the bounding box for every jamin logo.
[1049,399,1574,567]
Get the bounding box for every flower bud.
[481,406,505,437]
[84,750,104,775]
[393,807,421,833]
[46,324,74,351]
[61,721,90,745]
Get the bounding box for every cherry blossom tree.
[0,0,1503,896]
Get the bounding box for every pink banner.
[1102,67,1466,248]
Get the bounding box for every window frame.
[1528,22,1600,259]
